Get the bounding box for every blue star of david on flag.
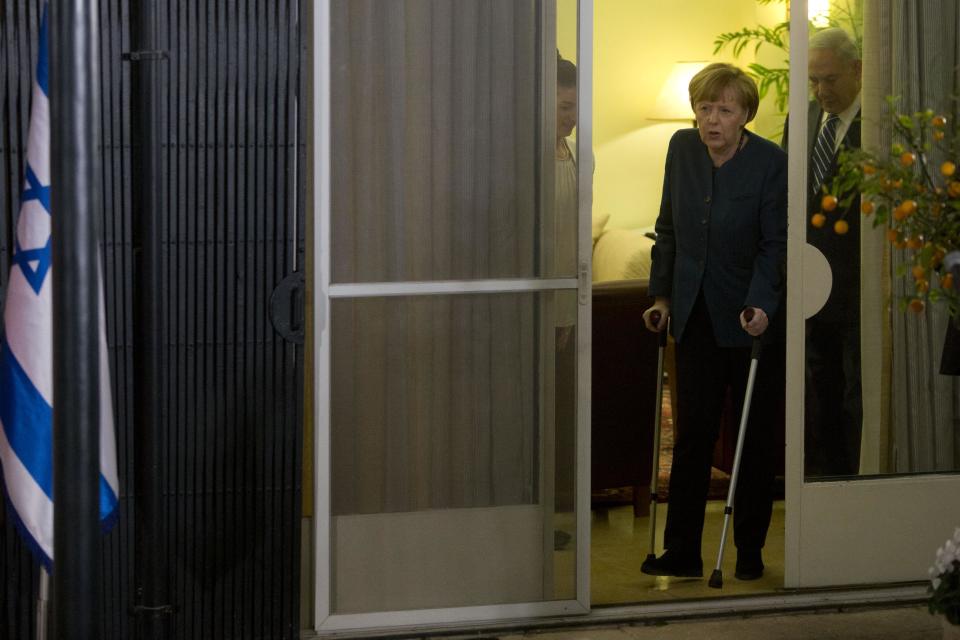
[22,164,51,212]
[13,164,52,294]
[12,235,51,296]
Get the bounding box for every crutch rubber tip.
[708,569,723,589]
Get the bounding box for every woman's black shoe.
[640,550,703,577]
[734,549,764,580]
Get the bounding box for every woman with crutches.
[640,63,786,582]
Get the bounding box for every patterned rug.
[590,389,732,508]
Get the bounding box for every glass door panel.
[788,0,960,588]
[328,0,574,284]
[329,291,577,613]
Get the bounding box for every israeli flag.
[0,4,119,570]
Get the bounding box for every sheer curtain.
[328,0,553,514]
[862,0,960,473]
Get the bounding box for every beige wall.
[560,1,787,231]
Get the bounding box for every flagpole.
[127,0,171,635]
[35,568,50,640]
[49,1,103,638]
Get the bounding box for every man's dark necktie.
[811,113,840,195]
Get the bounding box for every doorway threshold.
[302,583,927,639]
[580,582,927,627]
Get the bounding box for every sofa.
[591,277,661,516]
[591,228,662,517]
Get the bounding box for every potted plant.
[713,0,862,116]
[929,527,960,637]
[819,100,960,316]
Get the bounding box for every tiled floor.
[541,501,944,638]
[589,500,785,604]
[499,605,945,640]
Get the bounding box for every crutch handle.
[649,310,668,347]
[742,308,764,358]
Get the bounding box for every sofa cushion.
[592,227,655,282]
[592,212,610,246]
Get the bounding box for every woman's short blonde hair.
[688,63,759,123]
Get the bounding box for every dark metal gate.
[0,1,306,638]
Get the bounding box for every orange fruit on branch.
[833,219,849,235]
[900,151,916,166]
[821,195,839,212]
[811,213,826,228]
[886,228,900,243]
[943,161,957,177]
[933,115,948,128]
[943,273,955,290]
[909,298,925,313]
[891,200,917,221]
[912,265,927,280]
[861,200,875,215]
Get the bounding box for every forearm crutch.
[644,310,668,567]
[708,310,762,590]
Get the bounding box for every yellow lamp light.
[808,0,830,27]
[648,61,708,121]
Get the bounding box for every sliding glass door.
[312,0,594,631]
[786,0,960,588]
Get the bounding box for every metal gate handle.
[269,271,305,344]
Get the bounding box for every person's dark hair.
[688,62,759,123]
[558,57,577,89]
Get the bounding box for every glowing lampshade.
[808,0,831,27]
[648,61,708,121]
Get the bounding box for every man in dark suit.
[784,28,863,477]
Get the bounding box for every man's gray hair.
[810,27,860,62]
